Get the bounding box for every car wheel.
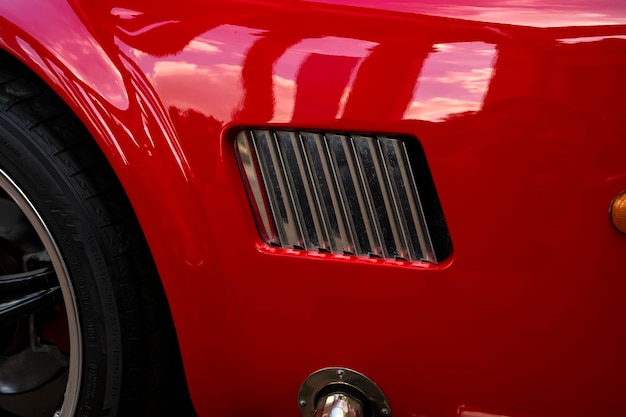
[0,54,188,416]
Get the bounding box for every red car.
[1,1,625,416]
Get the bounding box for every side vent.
[235,130,451,264]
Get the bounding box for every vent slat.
[325,134,359,254]
[369,138,405,259]
[378,138,415,261]
[304,133,352,253]
[276,131,328,251]
[299,133,333,251]
[268,131,307,248]
[235,130,450,264]
[235,132,278,244]
[348,136,384,257]
[251,130,304,247]
[384,138,436,263]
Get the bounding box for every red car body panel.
[1,1,626,416]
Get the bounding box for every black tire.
[0,52,193,416]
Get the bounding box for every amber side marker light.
[610,191,626,234]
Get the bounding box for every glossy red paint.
[1,1,626,416]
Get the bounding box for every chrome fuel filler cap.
[297,368,391,417]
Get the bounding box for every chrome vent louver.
[235,129,451,264]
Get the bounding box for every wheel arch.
[0,3,199,411]
[0,3,198,286]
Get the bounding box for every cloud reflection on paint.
[403,42,496,121]
[133,3,623,126]
[150,35,498,124]
[270,36,377,122]
[186,39,222,53]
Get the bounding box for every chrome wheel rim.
[0,169,82,416]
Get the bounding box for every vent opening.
[235,129,451,264]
